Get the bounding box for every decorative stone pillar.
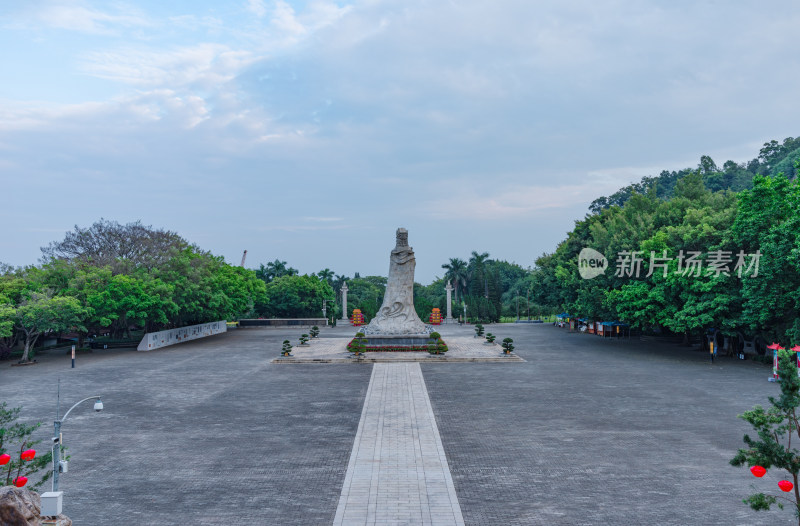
[444,281,454,323]
[340,282,349,322]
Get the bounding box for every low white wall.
[137,321,227,351]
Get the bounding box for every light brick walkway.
[333,363,465,526]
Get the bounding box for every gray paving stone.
[334,363,464,526]
[0,323,791,525]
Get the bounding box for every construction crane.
[240,250,247,267]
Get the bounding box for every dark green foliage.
[344,277,386,320]
[427,333,448,354]
[474,324,484,337]
[348,332,366,355]
[502,337,514,354]
[263,275,334,318]
[732,174,800,344]
[280,340,292,356]
[299,334,309,345]
[441,258,468,303]
[1,402,57,490]
[485,333,496,343]
[310,326,320,338]
[731,351,800,521]
[589,136,799,214]
[255,259,298,284]
[743,493,780,511]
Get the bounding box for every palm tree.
[441,258,468,303]
[256,259,298,283]
[318,268,335,286]
[468,251,491,298]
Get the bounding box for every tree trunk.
[20,330,37,362]
[682,330,691,347]
[793,470,800,526]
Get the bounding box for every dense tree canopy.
[3,135,798,359]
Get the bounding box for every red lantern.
[20,449,36,461]
[750,465,767,477]
[779,480,794,492]
[13,476,27,488]
[0,453,10,465]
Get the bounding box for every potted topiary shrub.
[501,337,514,354]
[299,334,310,346]
[310,326,320,338]
[348,332,367,356]
[474,324,484,338]
[281,340,293,356]
[485,333,496,344]
[427,332,448,355]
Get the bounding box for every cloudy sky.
[2,1,799,283]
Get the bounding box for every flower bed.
[346,340,449,353]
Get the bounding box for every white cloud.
[246,0,268,19]
[28,1,150,35]
[421,177,624,220]
[81,44,256,89]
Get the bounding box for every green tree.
[0,303,14,338]
[468,251,491,298]
[731,351,800,524]
[733,174,800,344]
[40,218,187,273]
[256,259,298,284]
[1,403,56,490]
[263,275,334,318]
[15,293,86,362]
[441,258,468,303]
[317,268,335,287]
[346,277,386,319]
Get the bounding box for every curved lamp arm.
[60,396,102,423]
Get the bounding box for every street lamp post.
[52,394,103,492]
[322,299,330,325]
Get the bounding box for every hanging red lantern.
[13,476,27,488]
[0,453,10,465]
[20,449,36,461]
[750,465,767,477]
[779,480,794,492]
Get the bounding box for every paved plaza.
[0,323,790,525]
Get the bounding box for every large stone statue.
[362,228,429,335]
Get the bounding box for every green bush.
[348,332,367,355]
[427,334,448,354]
[299,334,310,345]
[501,337,514,354]
[281,340,293,356]
[486,333,496,343]
[474,324,484,337]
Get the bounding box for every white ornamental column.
[340,282,349,322]
[444,281,454,323]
